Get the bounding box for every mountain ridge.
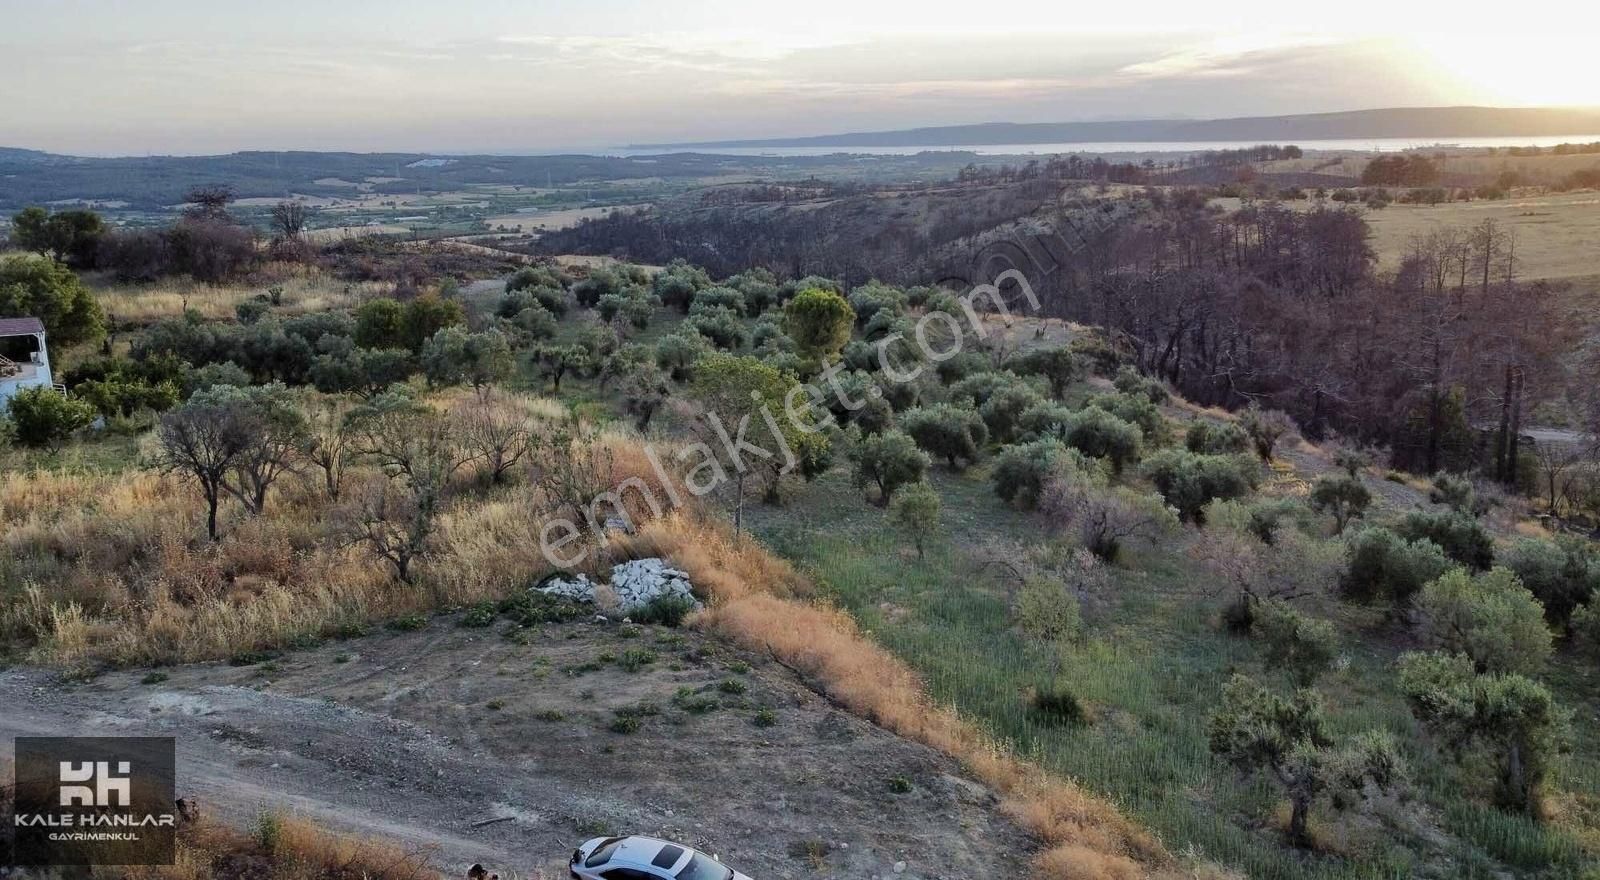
[632,106,1600,149]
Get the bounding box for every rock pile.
[537,558,701,613]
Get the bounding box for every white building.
[0,317,58,405]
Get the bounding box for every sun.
[1409,32,1600,107]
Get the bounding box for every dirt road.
[0,616,1031,879]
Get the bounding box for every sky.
[4,0,1599,155]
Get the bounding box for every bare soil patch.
[0,616,1031,879]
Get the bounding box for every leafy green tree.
[1141,449,1258,522]
[1397,651,1568,814]
[401,294,465,352]
[978,383,1045,445]
[689,354,827,524]
[1340,526,1455,611]
[530,344,588,392]
[353,298,406,349]
[508,303,559,341]
[1500,536,1600,627]
[889,480,941,560]
[1208,675,1403,848]
[783,288,855,367]
[1085,392,1166,444]
[1186,420,1251,455]
[1010,347,1082,399]
[1395,510,1494,571]
[0,256,106,347]
[1112,365,1170,404]
[655,330,711,383]
[1253,600,1340,686]
[1059,407,1143,474]
[1419,568,1553,674]
[572,266,621,307]
[729,268,781,315]
[850,429,928,506]
[421,327,513,392]
[651,260,710,312]
[853,395,894,436]
[686,304,748,350]
[1309,473,1372,533]
[6,386,96,451]
[993,438,1076,509]
[195,383,310,516]
[900,404,987,468]
[156,391,254,540]
[11,207,105,268]
[692,286,746,316]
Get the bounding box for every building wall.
[0,332,53,406]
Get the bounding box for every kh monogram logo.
[59,759,133,807]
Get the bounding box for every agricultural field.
[1362,192,1600,280]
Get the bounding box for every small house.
[0,317,58,405]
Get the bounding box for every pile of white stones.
[537,557,701,613]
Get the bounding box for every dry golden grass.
[94,267,384,326]
[109,813,437,880]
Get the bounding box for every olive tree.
[889,480,941,560]
[1398,651,1568,814]
[850,429,928,506]
[1208,675,1403,848]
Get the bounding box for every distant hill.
[637,106,1600,149]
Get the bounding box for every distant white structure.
[0,317,58,405]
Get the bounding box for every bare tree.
[184,184,236,220]
[304,396,353,501]
[344,394,475,582]
[156,400,252,541]
[270,200,308,239]
[459,392,534,485]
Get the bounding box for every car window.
[585,838,625,868]
[675,853,733,880]
[651,845,685,869]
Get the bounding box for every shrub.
[900,404,987,468]
[853,396,894,436]
[1017,576,1083,645]
[1430,473,1484,516]
[1112,366,1168,404]
[1253,600,1339,685]
[1309,473,1372,533]
[1059,407,1143,474]
[686,304,748,351]
[1029,687,1090,727]
[1085,392,1166,444]
[6,386,96,451]
[1395,510,1494,571]
[1206,496,1312,544]
[691,285,746,316]
[1141,449,1258,522]
[889,480,941,560]
[1185,420,1250,455]
[1010,347,1081,399]
[979,384,1046,445]
[1419,568,1553,674]
[934,351,989,385]
[849,430,928,505]
[631,595,697,627]
[1042,471,1176,562]
[994,438,1075,510]
[510,303,558,340]
[499,591,586,626]
[655,331,711,383]
[1341,526,1455,609]
[1500,536,1600,626]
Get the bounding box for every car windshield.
[585,839,624,868]
[675,853,733,880]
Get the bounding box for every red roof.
[0,317,46,336]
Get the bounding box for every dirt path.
[0,617,1032,879]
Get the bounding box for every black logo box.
[7,737,176,867]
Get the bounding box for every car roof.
[609,836,692,872]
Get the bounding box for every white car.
[569,835,752,880]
